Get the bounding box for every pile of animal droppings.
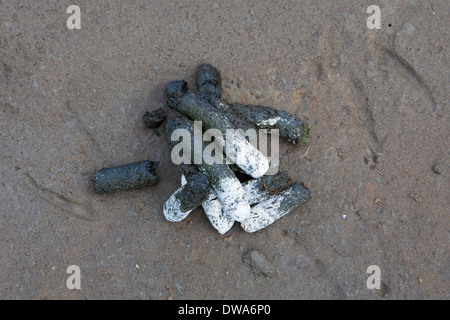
[93,64,311,234]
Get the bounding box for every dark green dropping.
[174,171,210,213]
[166,82,242,136]
[165,117,213,203]
[277,182,311,212]
[94,161,159,194]
[196,63,222,96]
[196,64,256,132]
[165,116,238,208]
[241,181,311,232]
[143,107,166,128]
[230,103,310,145]
[255,171,292,195]
[166,116,235,185]
[208,96,257,132]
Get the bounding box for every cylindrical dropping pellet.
[165,117,251,222]
[241,182,311,233]
[211,175,250,222]
[163,171,210,222]
[196,63,222,96]
[241,171,292,203]
[205,95,258,134]
[166,81,269,178]
[94,161,159,194]
[202,198,235,235]
[230,103,310,145]
[164,124,214,221]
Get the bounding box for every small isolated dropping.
[94,161,159,194]
[143,107,166,129]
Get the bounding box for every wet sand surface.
[0,1,448,299]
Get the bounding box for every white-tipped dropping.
[241,187,299,233]
[202,199,234,234]
[221,132,269,178]
[163,187,193,222]
[240,196,282,233]
[162,175,192,222]
[215,176,250,222]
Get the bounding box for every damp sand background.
[0,1,449,299]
